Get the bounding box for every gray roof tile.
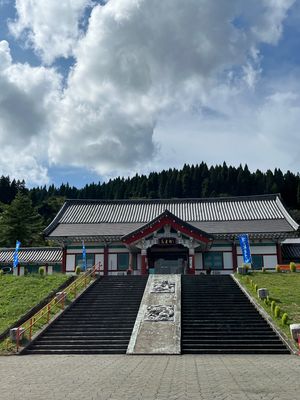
[45,194,299,239]
[0,247,62,264]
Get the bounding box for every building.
[44,194,299,275]
[0,247,62,273]
[281,239,300,264]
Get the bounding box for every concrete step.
[24,276,148,355]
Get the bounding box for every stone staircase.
[181,275,290,354]
[23,276,148,354]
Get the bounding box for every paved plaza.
[1,354,300,400]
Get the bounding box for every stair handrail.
[15,263,101,352]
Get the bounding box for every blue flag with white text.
[238,234,252,264]
[13,240,21,268]
[82,241,87,271]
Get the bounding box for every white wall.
[223,252,233,269]
[263,255,278,269]
[66,254,75,272]
[95,254,104,270]
[237,245,277,255]
[195,253,203,270]
[108,254,117,271]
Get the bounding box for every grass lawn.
[0,274,69,335]
[235,272,300,343]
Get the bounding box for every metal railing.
[15,263,101,352]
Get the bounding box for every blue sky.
[0,0,300,188]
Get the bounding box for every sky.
[0,0,300,188]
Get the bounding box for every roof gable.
[122,209,213,245]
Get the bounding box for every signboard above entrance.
[159,238,177,245]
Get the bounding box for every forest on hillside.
[0,163,299,247]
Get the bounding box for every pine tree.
[0,192,44,247]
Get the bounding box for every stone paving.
[1,354,300,400]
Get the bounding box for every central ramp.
[127,274,181,354]
[181,275,290,354]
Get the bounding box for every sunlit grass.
[235,272,300,344]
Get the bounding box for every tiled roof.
[0,247,62,264]
[282,244,300,260]
[45,194,299,239]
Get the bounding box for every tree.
[0,192,44,247]
[38,196,65,226]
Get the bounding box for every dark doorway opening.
[147,244,188,274]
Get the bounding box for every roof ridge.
[63,193,279,204]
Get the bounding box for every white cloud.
[47,0,296,177]
[153,77,300,173]
[2,0,299,184]
[0,40,61,184]
[250,0,295,45]
[9,0,92,64]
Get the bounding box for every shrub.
[264,298,269,306]
[75,266,82,275]
[244,264,249,273]
[290,262,296,273]
[281,313,289,325]
[271,300,276,313]
[274,305,281,318]
[275,265,281,273]
[38,266,45,277]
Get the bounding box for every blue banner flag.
[13,240,21,268]
[82,241,87,271]
[238,234,252,264]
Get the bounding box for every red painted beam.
[62,247,67,274]
[232,243,238,271]
[123,216,211,245]
[104,245,108,276]
[276,243,283,264]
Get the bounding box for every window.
[118,253,129,271]
[203,252,223,270]
[75,253,95,269]
[251,255,263,270]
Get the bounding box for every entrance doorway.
[147,244,188,274]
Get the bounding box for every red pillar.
[232,243,238,271]
[141,250,147,275]
[276,242,283,264]
[104,245,109,276]
[62,247,67,274]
